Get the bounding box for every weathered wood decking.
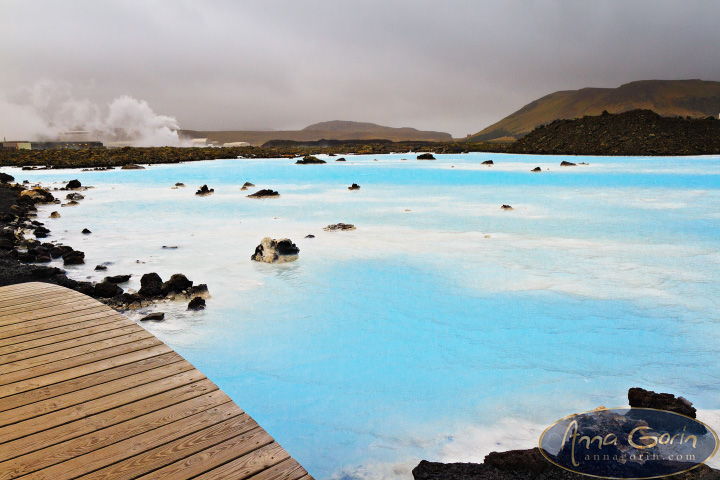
[0,282,313,480]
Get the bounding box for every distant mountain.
[181,120,451,146]
[509,109,720,156]
[466,80,720,142]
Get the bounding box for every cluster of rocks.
[240,181,255,191]
[412,388,717,480]
[417,153,436,160]
[295,155,327,164]
[348,183,361,190]
[251,237,299,263]
[195,184,214,195]
[0,177,209,316]
[247,189,279,198]
[323,223,356,231]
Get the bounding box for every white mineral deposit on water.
[7,152,720,479]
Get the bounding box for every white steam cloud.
[1,80,186,146]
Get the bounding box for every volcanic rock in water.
[66,179,81,189]
[335,158,346,162]
[140,312,165,321]
[63,201,79,207]
[0,172,14,183]
[50,245,74,259]
[560,160,577,166]
[295,155,326,164]
[195,185,214,196]
[501,204,513,210]
[481,160,494,165]
[93,281,123,298]
[50,211,60,218]
[348,183,361,190]
[323,223,356,231]
[247,189,279,198]
[242,182,255,188]
[175,182,185,187]
[305,234,315,238]
[20,188,54,204]
[121,164,145,170]
[138,272,163,297]
[34,226,50,238]
[187,297,206,310]
[82,228,91,234]
[628,387,697,418]
[66,193,84,200]
[62,250,85,265]
[104,274,131,284]
[94,264,108,271]
[251,237,299,263]
[531,166,542,172]
[161,273,193,295]
[417,153,435,160]
[162,245,178,249]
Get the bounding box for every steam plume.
[1,80,186,146]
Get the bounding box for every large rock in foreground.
[413,388,718,480]
[251,237,299,263]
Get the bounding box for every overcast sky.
[2,0,720,138]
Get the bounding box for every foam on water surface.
[4,152,720,479]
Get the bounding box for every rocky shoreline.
[0,142,502,170]
[413,388,719,480]
[0,175,207,314]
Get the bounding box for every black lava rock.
[187,297,206,310]
[138,272,163,297]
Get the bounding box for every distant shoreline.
[0,142,502,170]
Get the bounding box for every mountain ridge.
[466,79,720,142]
[181,120,451,145]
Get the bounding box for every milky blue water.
[5,153,720,478]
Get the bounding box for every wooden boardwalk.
[0,282,313,480]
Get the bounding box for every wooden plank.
[243,458,307,480]
[0,393,233,479]
[0,328,153,373]
[0,301,110,326]
[21,402,243,480]
[0,293,98,315]
[0,282,66,299]
[0,343,173,399]
[0,322,138,359]
[160,439,287,480]
[0,289,71,308]
[0,358,194,423]
[0,371,210,441]
[0,387,231,463]
[0,311,123,345]
[0,306,116,339]
[78,417,265,480]
[0,352,183,413]
[0,336,164,386]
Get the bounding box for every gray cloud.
[2,0,719,139]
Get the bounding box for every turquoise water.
[5,153,720,478]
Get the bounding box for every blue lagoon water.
[5,153,720,478]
